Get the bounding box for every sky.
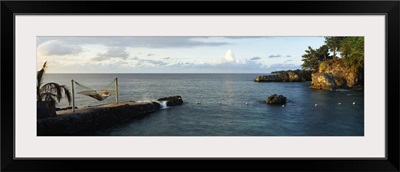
[36,36,325,73]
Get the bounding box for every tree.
[324,37,345,58]
[301,45,332,71]
[37,61,71,114]
[316,45,332,61]
[339,37,364,68]
[339,37,364,59]
[301,46,319,71]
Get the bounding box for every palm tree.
[37,61,71,116]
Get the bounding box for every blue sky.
[36,36,325,73]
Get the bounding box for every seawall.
[37,96,183,136]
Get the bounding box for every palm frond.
[37,61,47,101]
[40,82,62,102]
[39,82,72,105]
[37,61,47,87]
[60,85,72,105]
[40,92,57,105]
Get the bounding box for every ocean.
[44,73,364,136]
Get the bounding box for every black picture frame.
[2,1,399,171]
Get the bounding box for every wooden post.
[71,79,75,112]
[115,77,119,104]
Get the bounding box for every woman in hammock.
[89,90,111,101]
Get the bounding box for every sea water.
[44,73,364,136]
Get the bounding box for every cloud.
[37,36,230,49]
[129,57,169,66]
[223,36,272,39]
[283,60,293,63]
[37,40,82,56]
[267,63,301,72]
[91,47,129,61]
[268,54,282,58]
[136,59,168,66]
[177,50,267,73]
[147,53,155,56]
[250,57,261,60]
[172,60,265,73]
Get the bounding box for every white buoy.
[353,102,356,105]
[315,104,318,107]
[338,102,341,105]
[282,105,285,107]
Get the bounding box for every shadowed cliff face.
[310,59,363,90]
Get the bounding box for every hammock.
[74,78,117,101]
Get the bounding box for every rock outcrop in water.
[266,94,287,104]
[254,70,312,82]
[310,73,337,91]
[310,59,363,91]
[157,95,183,106]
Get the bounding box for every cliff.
[254,70,312,82]
[310,59,363,90]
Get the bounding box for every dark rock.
[151,101,162,109]
[56,106,78,111]
[266,94,287,104]
[255,70,312,82]
[157,95,183,106]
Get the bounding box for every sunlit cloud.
[37,40,82,56]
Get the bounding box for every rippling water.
[44,74,364,136]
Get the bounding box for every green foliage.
[301,45,332,71]
[301,46,319,71]
[324,37,346,58]
[302,37,364,72]
[340,37,364,69]
[316,45,332,61]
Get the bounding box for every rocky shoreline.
[254,59,363,91]
[310,59,363,91]
[37,96,183,136]
[254,69,312,82]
